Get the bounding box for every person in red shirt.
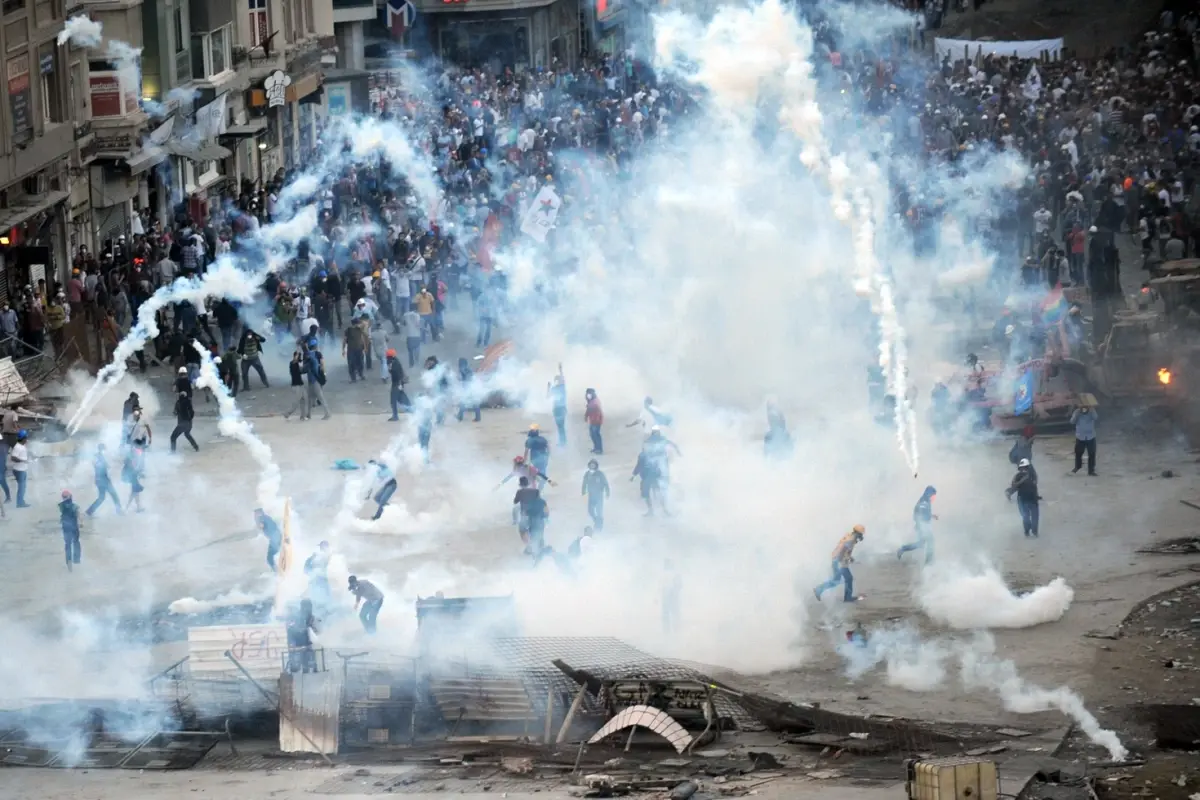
[584,388,604,454]
[1067,225,1086,285]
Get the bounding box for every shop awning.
[0,190,69,230]
[124,147,169,175]
[219,118,268,138]
[164,139,233,162]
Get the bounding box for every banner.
[934,37,1063,62]
[1013,365,1037,415]
[520,187,561,243]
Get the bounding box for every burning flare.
[1158,368,1172,386]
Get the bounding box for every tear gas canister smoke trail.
[655,0,919,474]
[191,341,284,518]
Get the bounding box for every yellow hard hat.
[852,524,866,535]
[529,423,539,431]
[372,271,380,278]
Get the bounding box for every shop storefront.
[249,55,324,179]
[422,0,581,72]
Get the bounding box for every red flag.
[477,212,501,272]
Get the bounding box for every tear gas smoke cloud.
[191,341,283,519]
[840,627,1127,760]
[58,16,142,121]
[918,567,1075,630]
[653,0,919,473]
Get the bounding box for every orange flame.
[1158,368,1172,385]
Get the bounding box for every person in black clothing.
[327,269,344,328]
[170,390,200,452]
[285,599,319,673]
[348,575,384,633]
[386,349,409,420]
[213,299,239,351]
[174,366,193,398]
[283,349,309,420]
[1005,458,1040,537]
[59,489,82,571]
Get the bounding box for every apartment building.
[0,0,73,296]
[68,0,333,248]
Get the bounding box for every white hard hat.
[178,367,187,375]
[1005,325,1015,337]
[1018,458,1031,468]
[651,425,661,433]
[213,356,222,365]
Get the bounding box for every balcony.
[333,0,375,23]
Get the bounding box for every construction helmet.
[852,524,866,535]
[513,455,525,464]
[528,423,539,431]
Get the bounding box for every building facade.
[65,0,333,255]
[0,0,74,297]
[411,0,582,72]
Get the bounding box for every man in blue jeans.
[366,460,397,520]
[897,485,937,565]
[10,429,30,508]
[814,525,865,603]
[86,444,122,516]
[548,366,567,446]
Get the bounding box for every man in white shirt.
[10,430,30,508]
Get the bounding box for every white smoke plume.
[65,225,309,434]
[841,627,1127,760]
[191,341,284,519]
[57,15,142,119]
[918,567,1074,629]
[653,0,919,474]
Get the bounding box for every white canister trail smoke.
[191,341,284,519]
[65,259,281,434]
[656,0,919,473]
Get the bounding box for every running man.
[814,525,866,603]
[897,485,937,565]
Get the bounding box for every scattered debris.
[965,746,1008,756]
[746,752,781,770]
[695,749,729,758]
[995,728,1034,738]
[807,770,843,780]
[658,758,692,769]
[1137,537,1200,555]
[669,780,699,800]
[1162,470,1176,478]
[501,757,534,775]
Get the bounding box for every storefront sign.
[39,53,53,75]
[326,83,348,117]
[89,73,123,117]
[264,70,290,108]
[7,55,31,145]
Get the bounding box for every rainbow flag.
[1042,285,1068,324]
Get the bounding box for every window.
[304,0,313,33]
[191,25,231,79]
[174,6,186,52]
[284,0,295,43]
[209,25,227,74]
[39,49,61,123]
[2,0,25,16]
[249,0,268,48]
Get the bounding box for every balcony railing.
[175,48,192,83]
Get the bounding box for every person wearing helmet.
[59,489,82,571]
[548,364,567,447]
[174,366,193,399]
[581,459,610,531]
[238,326,269,389]
[1005,458,1041,537]
[584,388,604,454]
[814,525,866,603]
[523,423,551,486]
[497,454,554,489]
[10,429,30,508]
[897,486,938,565]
